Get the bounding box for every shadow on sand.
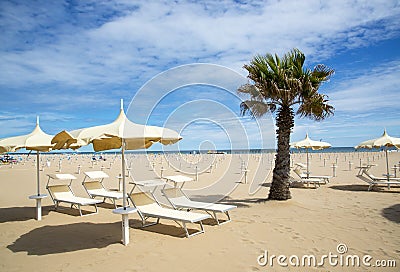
[220,196,269,206]
[7,222,121,255]
[128,218,205,238]
[0,206,52,223]
[381,204,400,224]
[329,184,400,193]
[188,194,252,208]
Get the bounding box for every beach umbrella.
[290,133,331,178]
[0,117,53,220]
[355,129,400,181]
[51,100,182,245]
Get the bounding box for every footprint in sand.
[241,238,255,245]
[250,266,260,271]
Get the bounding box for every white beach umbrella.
[51,100,182,245]
[355,129,400,181]
[290,133,331,178]
[0,117,53,220]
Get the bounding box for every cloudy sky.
[1,0,399,151]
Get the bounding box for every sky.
[0,0,399,151]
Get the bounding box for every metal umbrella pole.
[28,150,48,221]
[306,148,310,178]
[112,139,137,246]
[385,147,390,181]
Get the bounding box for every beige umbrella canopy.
[51,100,182,245]
[355,129,400,181]
[52,105,181,152]
[355,129,400,149]
[290,133,331,178]
[0,117,53,153]
[0,117,53,220]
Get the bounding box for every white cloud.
[1,0,400,88]
[329,60,400,112]
[1,0,400,148]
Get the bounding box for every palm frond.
[297,94,334,121]
[239,48,334,121]
[240,100,275,118]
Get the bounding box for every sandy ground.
[0,151,399,272]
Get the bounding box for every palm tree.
[238,48,334,200]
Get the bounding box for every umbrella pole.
[122,141,127,208]
[36,151,40,196]
[306,148,309,178]
[28,150,46,221]
[112,141,137,246]
[385,148,390,182]
[121,140,129,245]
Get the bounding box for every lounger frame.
[83,171,124,208]
[293,167,331,184]
[289,175,321,189]
[129,192,209,238]
[46,174,101,216]
[359,169,400,191]
[162,188,236,225]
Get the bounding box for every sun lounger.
[358,169,400,191]
[129,178,166,194]
[46,174,102,216]
[83,171,124,208]
[295,163,307,169]
[362,169,400,181]
[164,175,194,188]
[129,192,211,237]
[162,188,236,225]
[293,167,331,183]
[289,174,321,189]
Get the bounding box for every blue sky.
[1,0,399,151]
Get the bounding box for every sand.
[0,151,399,272]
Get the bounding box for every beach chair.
[164,175,194,188]
[162,188,236,225]
[129,177,166,194]
[293,166,331,183]
[289,173,321,189]
[358,169,400,191]
[83,171,124,208]
[46,174,102,216]
[362,169,400,181]
[129,192,211,238]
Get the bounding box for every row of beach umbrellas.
[0,100,182,246]
[1,101,399,244]
[290,130,400,180]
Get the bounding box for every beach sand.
[0,151,399,271]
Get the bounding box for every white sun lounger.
[289,174,321,189]
[362,169,400,181]
[164,175,194,188]
[129,178,166,194]
[46,174,102,216]
[129,192,211,238]
[359,169,400,191]
[83,171,124,208]
[162,188,236,225]
[293,167,331,183]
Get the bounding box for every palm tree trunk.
[268,105,294,200]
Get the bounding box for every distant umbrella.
[355,129,400,181]
[290,133,331,178]
[0,117,53,220]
